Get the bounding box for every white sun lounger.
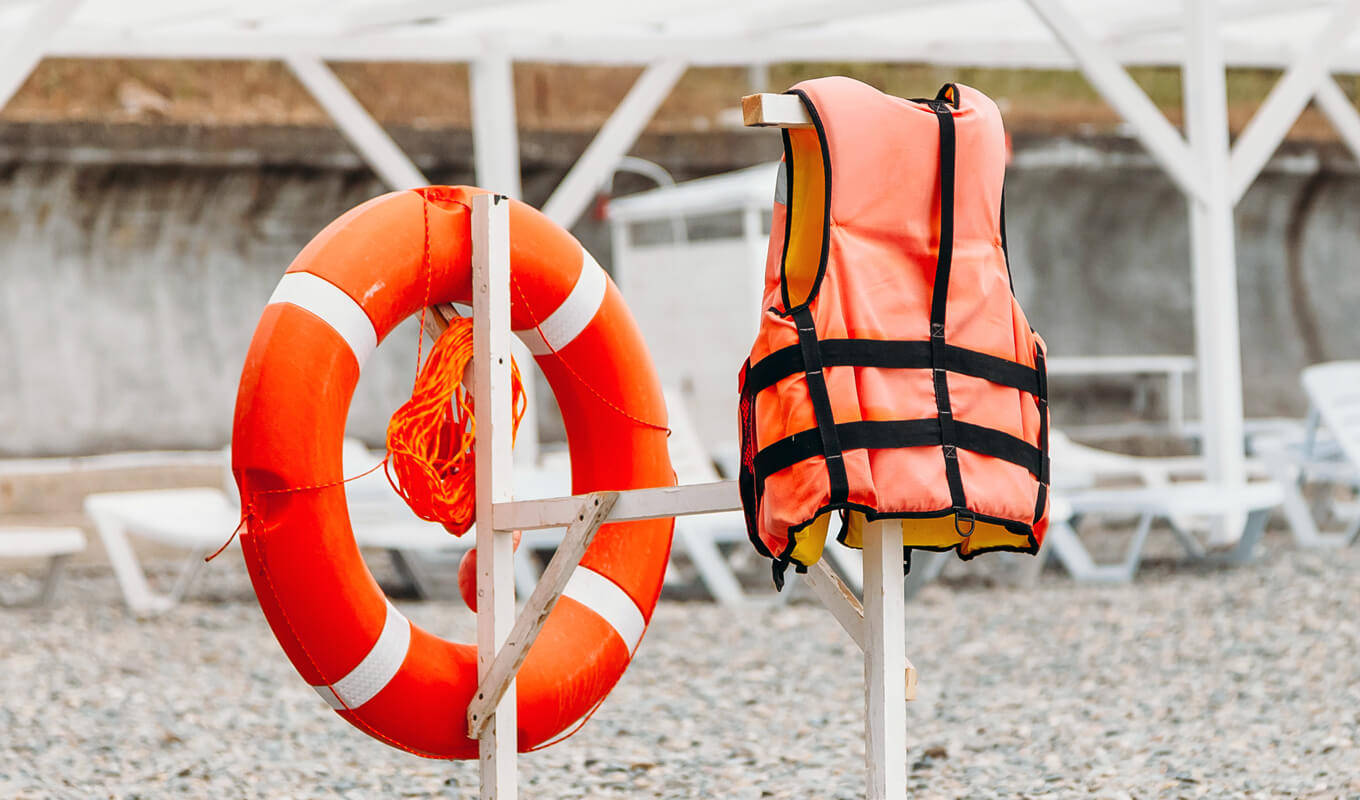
[0,527,87,606]
[1254,361,1360,549]
[1037,430,1284,582]
[84,441,475,614]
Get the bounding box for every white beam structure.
[540,59,687,231]
[284,55,428,190]
[1107,0,1332,45]
[469,52,523,199]
[1316,76,1360,163]
[1228,0,1360,204]
[0,0,83,111]
[469,52,540,468]
[1024,0,1203,203]
[1184,0,1248,544]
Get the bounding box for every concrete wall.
[0,126,1356,457]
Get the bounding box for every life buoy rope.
[231,186,675,759]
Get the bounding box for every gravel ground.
[2,531,1358,800]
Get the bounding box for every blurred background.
[2,2,1359,798]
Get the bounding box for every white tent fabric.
[0,1,1355,69]
[3,0,1359,539]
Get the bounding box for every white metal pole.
[470,53,524,199]
[1184,0,1248,543]
[862,519,907,800]
[470,53,539,468]
[472,194,518,799]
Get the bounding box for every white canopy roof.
[2,0,1357,70]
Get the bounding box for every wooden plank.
[471,193,517,800]
[740,92,813,128]
[493,480,739,531]
[803,559,916,701]
[467,491,619,738]
[862,519,907,800]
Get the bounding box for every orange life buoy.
[230,186,675,759]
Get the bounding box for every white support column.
[1024,0,1203,203]
[1184,0,1248,542]
[285,56,428,191]
[472,194,517,800]
[541,59,688,230]
[862,519,907,800]
[470,53,524,199]
[0,0,84,112]
[1227,0,1360,204]
[469,53,538,468]
[1316,77,1360,164]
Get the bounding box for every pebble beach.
[3,533,1358,799]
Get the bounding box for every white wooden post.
[862,519,908,800]
[472,193,517,799]
[1184,0,1248,544]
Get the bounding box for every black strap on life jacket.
[1031,340,1051,527]
[742,339,1042,399]
[927,88,973,535]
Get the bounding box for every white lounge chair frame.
[85,477,477,614]
[465,167,913,798]
[1260,362,1360,548]
[0,527,86,607]
[1051,481,1282,582]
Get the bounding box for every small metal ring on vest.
[954,510,976,537]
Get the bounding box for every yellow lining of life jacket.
[782,126,828,309]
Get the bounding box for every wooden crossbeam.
[803,560,917,701]
[740,93,813,128]
[467,491,619,739]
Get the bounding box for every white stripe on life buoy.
[561,567,646,654]
[311,599,411,710]
[515,248,607,357]
[268,272,379,369]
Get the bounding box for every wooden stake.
[472,193,516,800]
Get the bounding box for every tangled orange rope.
[384,315,525,536]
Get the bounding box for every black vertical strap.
[1000,190,1016,294]
[928,97,971,533]
[789,305,849,506]
[1031,340,1051,526]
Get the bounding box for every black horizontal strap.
[753,418,1043,484]
[744,339,1041,397]
[954,421,1044,479]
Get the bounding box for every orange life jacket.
[737,78,1050,586]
